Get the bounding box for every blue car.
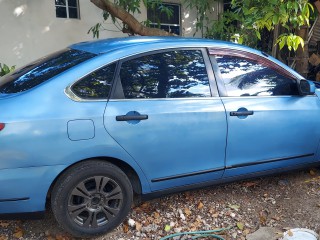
[0,37,319,237]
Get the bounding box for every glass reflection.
[0,49,96,94]
[72,63,116,99]
[215,55,299,96]
[120,50,211,99]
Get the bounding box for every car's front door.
[210,50,320,178]
[104,49,227,191]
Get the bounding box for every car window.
[71,63,116,99]
[215,55,299,97]
[0,49,96,94]
[119,50,211,99]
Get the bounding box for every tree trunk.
[90,0,175,36]
[295,26,309,78]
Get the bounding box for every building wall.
[0,0,222,68]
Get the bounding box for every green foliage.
[0,63,15,77]
[229,0,314,50]
[205,11,259,48]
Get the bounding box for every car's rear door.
[104,48,227,191]
[209,49,320,178]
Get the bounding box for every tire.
[51,160,133,238]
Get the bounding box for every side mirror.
[299,80,315,95]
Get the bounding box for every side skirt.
[142,161,320,201]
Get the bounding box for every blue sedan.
[0,37,319,237]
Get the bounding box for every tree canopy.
[89,0,317,52]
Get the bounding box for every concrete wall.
[0,0,222,68]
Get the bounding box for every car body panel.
[0,165,66,213]
[104,98,227,191]
[0,36,319,217]
[222,95,320,177]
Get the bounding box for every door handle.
[116,114,148,121]
[230,111,254,117]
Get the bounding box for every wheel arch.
[46,157,143,201]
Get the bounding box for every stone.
[246,227,281,240]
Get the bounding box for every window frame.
[109,48,219,100]
[55,0,80,19]
[209,48,300,97]
[66,61,119,102]
[147,3,181,35]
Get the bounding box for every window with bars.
[147,3,181,35]
[55,0,80,19]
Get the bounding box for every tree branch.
[90,0,175,36]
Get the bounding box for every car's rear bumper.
[0,165,66,214]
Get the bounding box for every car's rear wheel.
[51,160,133,237]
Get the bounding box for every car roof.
[69,36,250,55]
[69,36,304,80]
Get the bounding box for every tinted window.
[215,55,299,96]
[0,49,95,94]
[71,63,116,99]
[119,50,211,99]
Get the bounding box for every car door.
[104,48,227,191]
[209,49,320,178]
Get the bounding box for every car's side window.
[214,55,299,97]
[71,63,116,99]
[119,50,211,99]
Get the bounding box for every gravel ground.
[1,168,320,240]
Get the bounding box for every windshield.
[0,49,96,94]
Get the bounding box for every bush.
[0,63,15,77]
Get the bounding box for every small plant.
[0,63,15,77]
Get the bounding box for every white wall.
[0,0,222,68]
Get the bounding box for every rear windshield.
[0,49,96,94]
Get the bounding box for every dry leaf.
[310,169,317,176]
[237,222,244,230]
[288,230,293,236]
[197,202,204,209]
[272,216,280,221]
[135,222,142,231]
[55,234,71,240]
[242,181,257,187]
[122,223,129,233]
[228,204,240,211]
[0,235,8,240]
[154,212,160,218]
[184,207,191,216]
[13,229,24,239]
[0,221,9,228]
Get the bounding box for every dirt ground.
[1,168,320,240]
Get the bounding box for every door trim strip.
[151,153,314,183]
[226,153,314,169]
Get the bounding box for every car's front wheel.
[51,160,133,237]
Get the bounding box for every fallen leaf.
[55,234,71,240]
[184,208,191,216]
[154,212,160,218]
[13,227,24,238]
[272,216,280,221]
[0,235,8,240]
[242,181,257,187]
[228,204,240,211]
[197,202,204,210]
[310,169,317,176]
[135,222,142,231]
[0,221,9,228]
[164,225,171,232]
[237,222,244,230]
[288,230,293,236]
[122,223,129,233]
